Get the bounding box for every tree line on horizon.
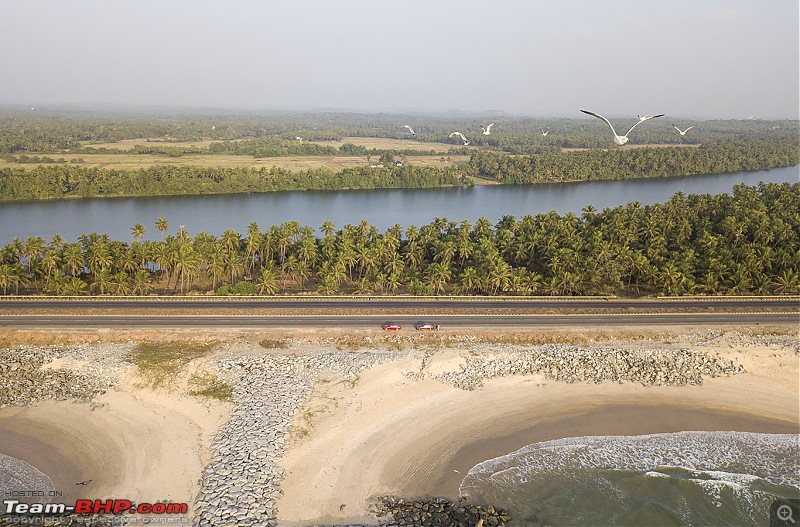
[0,138,797,201]
[2,107,797,156]
[1,183,797,298]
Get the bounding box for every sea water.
[0,453,55,502]
[459,431,800,526]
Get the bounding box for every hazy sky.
[1,0,798,119]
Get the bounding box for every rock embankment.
[430,345,745,391]
[374,496,512,527]
[192,350,400,527]
[0,344,126,407]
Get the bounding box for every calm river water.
[0,166,797,244]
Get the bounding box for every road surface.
[0,297,796,328]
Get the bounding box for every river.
[0,166,797,244]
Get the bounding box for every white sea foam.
[460,431,800,496]
[0,453,55,499]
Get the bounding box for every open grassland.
[317,136,464,151]
[81,138,232,149]
[0,153,470,171]
[81,136,462,152]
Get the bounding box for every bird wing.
[581,110,618,136]
[486,123,495,132]
[626,114,664,136]
[685,126,694,132]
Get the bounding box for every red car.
[414,321,439,330]
[382,322,402,331]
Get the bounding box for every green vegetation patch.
[187,371,233,401]
[258,338,290,349]
[128,341,217,386]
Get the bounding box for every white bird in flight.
[540,128,555,136]
[672,125,694,136]
[580,109,664,146]
[449,131,469,145]
[480,123,495,135]
[295,136,303,144]
[402,125,416,136]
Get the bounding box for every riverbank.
[0,327,796,526]
[1,165,797,246]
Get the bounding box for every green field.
[0,136,470,172]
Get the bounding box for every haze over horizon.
[1,0,798,120]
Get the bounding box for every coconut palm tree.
[38,250,61,289]
[90,268,114,295]
[320,220,336,238]
[131,222,147,243]
[48,234,66,252]
[256,266,279,295]
[316,274,338,295]
[60,277,88,296]
[425,261,451,295]
[173,245,202,293]
[131,269,153,295]
[205,244,226,290]
[0,263,25,295]
[112,272,132,296]
[61,243,85,277]
[22,236,46,274]
[155,217,169,240]
[772,268,799,294]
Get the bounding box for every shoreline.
[275,332,799,525]
[433,404,799,500]
[0,409,88,502]
[0,328,796,526]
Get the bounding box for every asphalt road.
[0,312,797,328]
[0,297,796,328]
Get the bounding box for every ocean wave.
[461,431,799,494]
[459,432,799,525]
[0,453,55,500]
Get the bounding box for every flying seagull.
[402,125,416,136]
[540,128,555,136]
[449,131,469,145]
[672,125,694,136]
[580,110,664,146]
[295,136,304,144]
[480,123,496,135]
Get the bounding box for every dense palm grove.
[0,183,797,297]
[0,164,468,200]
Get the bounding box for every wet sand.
[276,336,799,526]
[432,404,799,498]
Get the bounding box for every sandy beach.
[0,358,230,512]
[275,330,799,525]
[0,326,797,526]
